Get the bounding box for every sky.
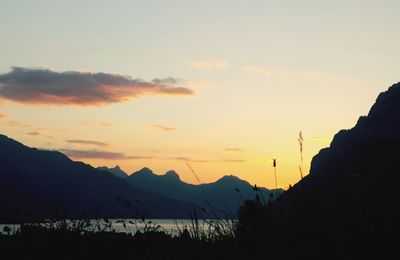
[0,0,399,189]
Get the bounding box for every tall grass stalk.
[298,131,304,180]
[273,159,278,189]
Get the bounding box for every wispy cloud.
[101,122,112,127]
[0,67,194,106]
[309,136,332,143]
[224,148,246,152]
[66,139,109,147]
[26,131,41,136]
[189,59,229,70]
[222,159,247,163]
[57,148,247,163]
[4,120,31,128]
[242,65,330,79]
[242,65,271,77]
[152,124,176,131]
[80,120,92,126]
[59,149,153,160]
[168,156,211,163]
[280,69,330,79]
[0,113,5,119]
[80,121,113,128]
[169,156,247,163]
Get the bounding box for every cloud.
[0,67,194,106]
[309,136,332,143]
[168,156,211,163]
[80,121,113,128]
[169,156,247,163]
[4,120,31,128]
[57,148,248,163]
[26,131,41,136]
[242,65,330,79]
[281,69,330,79]
[80,120,92,126]
[101,122,112,127]
[189,59,229,70]
[59,149,152,160]
[152,124,176,131]
[224,148,246,152]
[66,139,109,147]
[151,77,181,85]
[242,65,271,77]
[222,159,247,163]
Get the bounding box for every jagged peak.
[365,82,400,121]
[134,167,154,176]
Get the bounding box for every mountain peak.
[367,82,400,124]
[164,170,180,180]
[364,82,400,128]
[330,82,400,151]
[310,82,400,180]
[97,165,128,179]
[216,175,241,183]
[135,167,154,176]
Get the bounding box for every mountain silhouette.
[0,135,196,222]
[237,82,400,258]
[281,82,400,213]
[126,167,282,217]
[97,165,128,179]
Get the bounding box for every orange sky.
[1,1,399,189]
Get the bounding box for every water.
[0,219,233,236]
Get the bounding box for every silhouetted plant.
[298,131,304,180]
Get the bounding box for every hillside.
[237,82,400,258]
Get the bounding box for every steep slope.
[126,168,282,217]
[237,82,400,258]
[0,135,195,222]
[280,82,400,218]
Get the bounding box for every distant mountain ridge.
[0,133,280,222]
[124,167,283,216]
[0,135,195,222]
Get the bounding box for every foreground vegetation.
[0,215,239,259]
[0,184,396,260]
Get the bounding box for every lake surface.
[0,219,235,236]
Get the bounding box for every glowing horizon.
[1,0,399,189]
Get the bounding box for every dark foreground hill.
[237,82,400,258]
[0,135,196,222]
[125,167,282,217]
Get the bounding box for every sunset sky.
[1,0,399,189]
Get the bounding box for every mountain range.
[0,134,277,222]
[98,166,282,217]
[0,135,195,222]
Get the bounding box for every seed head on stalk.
[298,131,304,179]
